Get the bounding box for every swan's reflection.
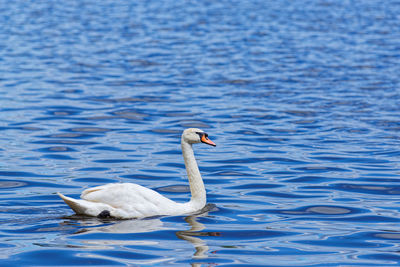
[176,205,220,259]
[60,215,168,247]
[63,204,219,259]
[177,215,208,258]
[72,216,167,234]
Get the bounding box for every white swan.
[57,128,216,219]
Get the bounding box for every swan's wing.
[80,183,177,217]
[81,183,169,204]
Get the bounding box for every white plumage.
[58,128,216,219]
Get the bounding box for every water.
[1,0,400,266]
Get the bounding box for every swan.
[57,128,216,219]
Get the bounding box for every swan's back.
[81,183,181,218]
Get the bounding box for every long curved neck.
[181,139,206,209]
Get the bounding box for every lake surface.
[1,0,400,266]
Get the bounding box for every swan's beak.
[201,134,216,147]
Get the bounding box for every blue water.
[1,0,400,266]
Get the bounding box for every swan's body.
[58,128,216,219]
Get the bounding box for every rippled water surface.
[1,0,400,266]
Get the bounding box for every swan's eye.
[195,132,204,139]
[197,132,216,146]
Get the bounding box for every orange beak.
[201,135,216,147]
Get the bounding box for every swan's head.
[182,128,216,147]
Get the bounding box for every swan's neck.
[181,140,206,209]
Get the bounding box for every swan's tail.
[57,192,88,215]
